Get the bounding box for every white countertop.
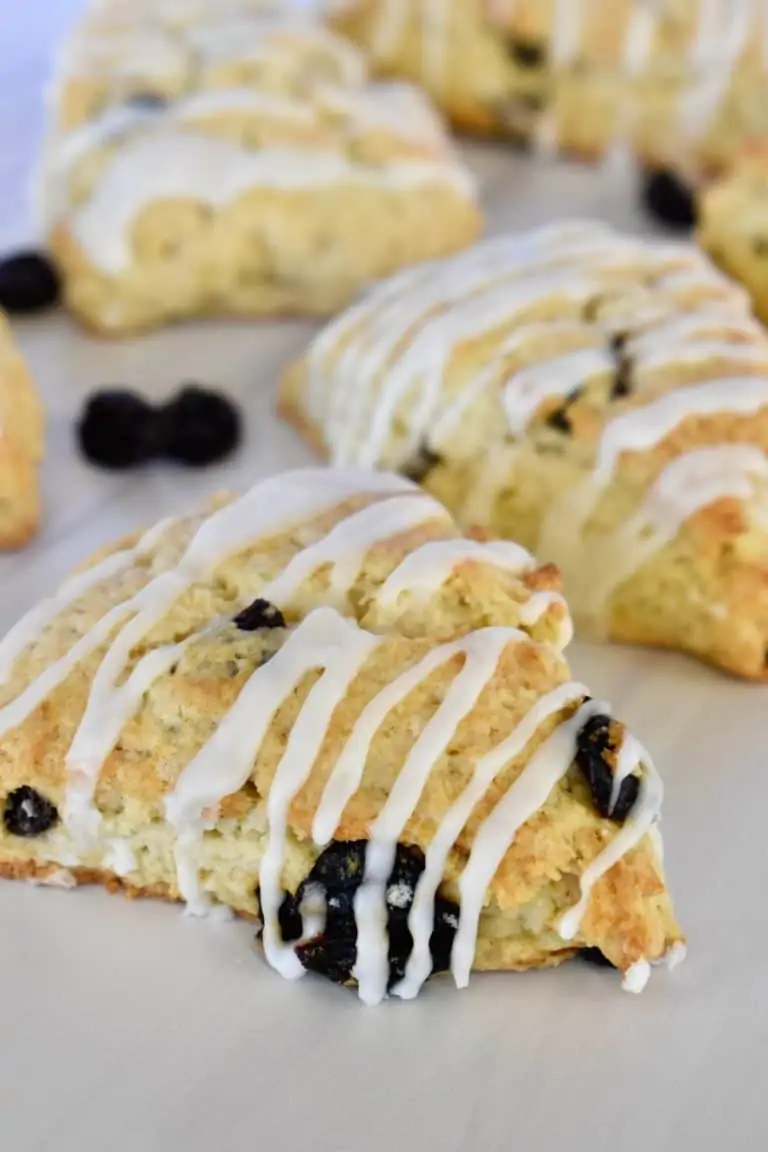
[1,6,765,1152]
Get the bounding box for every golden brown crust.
[0,468,682,988]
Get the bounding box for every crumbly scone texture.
[41,0,480,336]
[326,0,768,172]
[698,146,768,326]
[280,219,768,680]
[0,311,44,549]
[0,467,682,992]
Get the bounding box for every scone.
[0,467,683,1001]
[280,219,768,680]
[0,311,44,548]
[326,0,768,172]
[698,146,768,325]
[39,4,480,335]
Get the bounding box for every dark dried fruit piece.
[0,251,61,314]
[159,384,241,466]
[508,40,546,68]
[640,170,697,230]
[402,443,443,483]
[255,886,303,942]
[234,598,286,632]
[3,786,59,837]
[77,389,156,469]
[609,333,633,399]
[579,947,616,969]
[276,840,460,991]
[546,387,583,434]
[575,714,640,822]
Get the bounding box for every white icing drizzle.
[539,375,768,599]
[679,0,754,141]
[396,679,588,999]
[375,539,534,606]
[594,375,768,482]
[558,732,663,941]
[633,339,768,379]
[573,445,768,627]
[622,960,651,994]
[450,695,602,988]
[313,223,704,468]
[63,470,412,841]
[168,607,381,923]
[353,628,520,1004]
[260,493,450,607]
[503,347,614,437]
[0,516,175,685]
[71,131,475,275]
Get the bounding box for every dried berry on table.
[0,251,61,314]
[77,389,156,469]
[76,383,241,470]
[640,170,697,230]
[158,384,241,466]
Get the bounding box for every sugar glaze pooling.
[0,468,668,999]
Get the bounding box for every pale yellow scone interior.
[698,146,768,327]
[39,0,480,336]
[0,311,44,549]
[280,219,768,680]
[326,0,768,173]
[0,467,682,1000]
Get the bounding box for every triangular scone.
[326,0,764,171]
[0,468,683,1001]
[0,311,44,549]
[40,2,480,335]
[280,220,768,679]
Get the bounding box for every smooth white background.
[1,5,767,1150]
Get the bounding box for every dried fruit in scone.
[38,2,480,335]
[698,145,768,327]
[325,0,768,172]
[0,467,683,1001]
[0,310,44,549]
[280,219,768,680]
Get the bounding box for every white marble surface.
[2,6,767,1152]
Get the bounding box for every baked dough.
[40,2,480,335]
[0,467,682,999]
[698,146,768,326]
[280,219,768,680]
[0,311,44,548]
[326,0,768,172]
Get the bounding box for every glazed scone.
[326,0,768,172]
[698,146,768,325]
[40,5,480,336]
[280,219,768,680]
[0,312,44,549]
[0,467,683,1000]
